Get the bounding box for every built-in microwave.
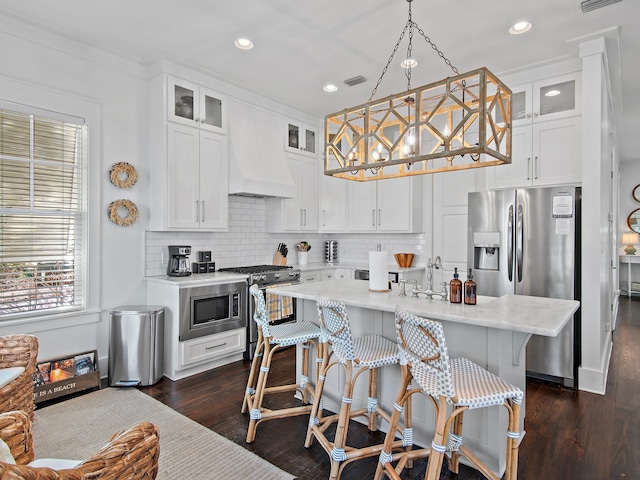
[179,281,247,341]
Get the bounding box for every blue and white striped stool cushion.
[411,357,523,409]
[269,321,321,347]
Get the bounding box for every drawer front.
[180,328,245,367]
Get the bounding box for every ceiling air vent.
[581,0,622,13]
[344,76,367,87]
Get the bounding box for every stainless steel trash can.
[108,305,165,387]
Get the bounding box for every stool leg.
[374,364,412,480]
[368,366,378,431]
[242,331,265,414]
[305,341,330,448]
[447,409,464,474]
[301,341,311,404]
[506,398,521,480]
[246,340,274,443]
[329,360,355,480]
[425,396,449,480]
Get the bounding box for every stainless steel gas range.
[217,265,301,359]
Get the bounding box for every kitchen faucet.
[412,256,447,301]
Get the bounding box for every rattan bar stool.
[375,306,523,480]
[306,298,410,480]
[242,284,321,443]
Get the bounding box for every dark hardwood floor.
[139,297,640,479]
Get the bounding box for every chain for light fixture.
[324,0,512,181]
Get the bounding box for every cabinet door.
[168,77,199,127]
[504,83,532,128]
[320,173,346,232]
[167,124,200,229]
[300,157,319,230]
[199,132,228,230]
[282,156,304,230]
[432,169,480,287]
[378,177,412,231]
[533,72,580,122]
[486,126,533,189]
[347,181,378,231]
[198,86,227,134]
[532,116,581,186]
[285,119,318,156]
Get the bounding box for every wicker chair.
[306,298,409,480]
[375,306,523,480]
[0,335,39,420]
[242,285,321,443]
[0,410,159,479]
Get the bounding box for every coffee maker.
[167,245,192,277]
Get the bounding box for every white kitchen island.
[267,279,579,477]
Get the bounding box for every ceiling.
[0,0,637,161]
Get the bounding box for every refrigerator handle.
[517,204,524,283]
[508,205,514,282]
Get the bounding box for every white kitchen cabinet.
[165,124,228,230]
[498,72,581,128]
[147,280,247,381]
[486,116,581,189]
[324,268,354,280]
[320,172,346,232]
[149,73,229,232]
[168,76,227,134]
[179,328,245,368]
[266,154,319,232]
[284,118,318,156]
[346,177,423,232]
[300,269,324,283]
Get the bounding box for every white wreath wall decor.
[108,199,138,226]
[109,162,138,189]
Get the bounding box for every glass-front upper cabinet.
[168,76,227,134]
[285,118,317,156]
[498,72,581,127]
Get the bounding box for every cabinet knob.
[526,114,531,119]
[533,112,539,117]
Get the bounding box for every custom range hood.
[228,100,296,198]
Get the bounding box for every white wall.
[0,17,149,373]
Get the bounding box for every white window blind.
[0,102,87,318]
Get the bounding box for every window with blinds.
[0,102,87,318]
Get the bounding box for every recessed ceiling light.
[323,84,338,93]
[545,89,561,97]
[234,38,254,50]
[400,58,418,69]
[509,21,533,35]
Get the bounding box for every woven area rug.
[32,387,296,480]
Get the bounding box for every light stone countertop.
[144,271,249,286]
[267,279,580,337]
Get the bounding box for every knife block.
[273,251,287,266]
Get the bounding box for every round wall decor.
[109,162,138,189]
[108,199,138,226]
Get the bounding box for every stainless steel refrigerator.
[467,186,581,388]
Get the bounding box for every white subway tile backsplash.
[144,196,427,276]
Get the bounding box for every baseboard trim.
[578,337,613,394]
